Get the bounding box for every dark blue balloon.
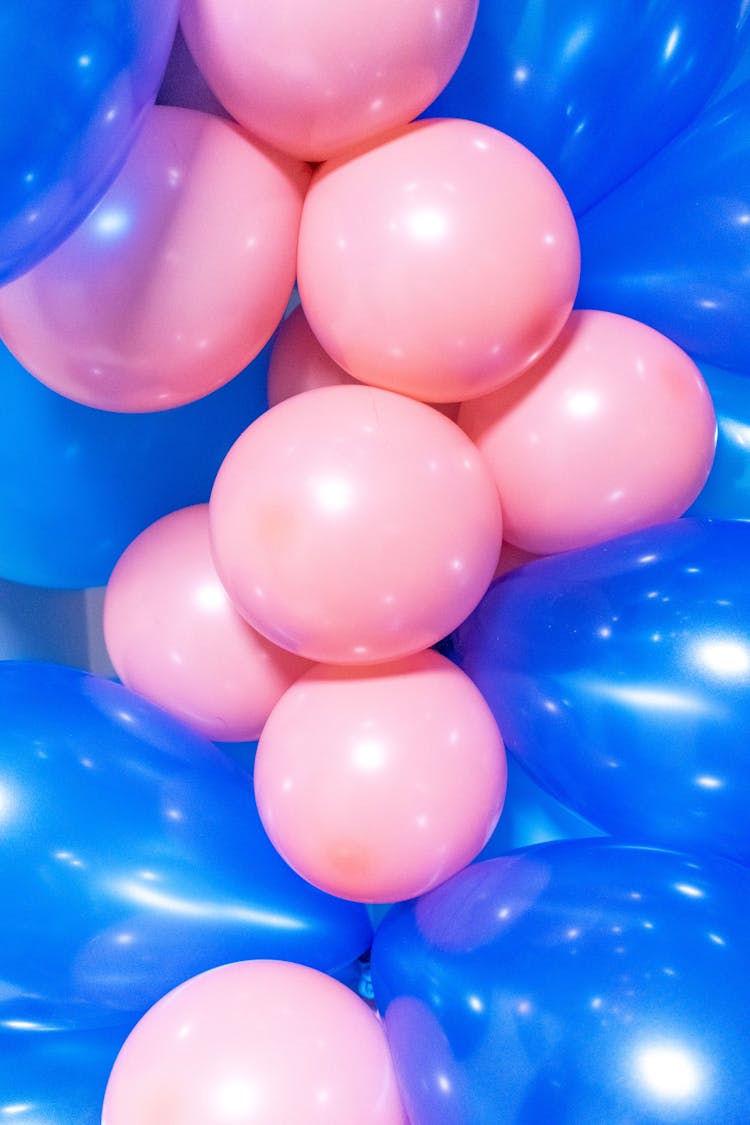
[687,363,750,521]
[578,83,750,370]
[0,1025,127,1124]
[0,1,179,283]
[0,662,371,1030]
[426,0,748,215]
[455,519,750,864]
[0,339,268,589]
[372,840,750,1124]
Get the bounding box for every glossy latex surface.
[0,0,179,281]
[455,519,750,863]
[372,840,750,1124]
[0,662,371,1029]
[428,0,749,215]
[578,83,750,373]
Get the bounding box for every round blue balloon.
[0,1025,127,1124]
[0,1,179,282]
[0,339,268,589]
[687,363,750,522]
[0,662,371,1030]
[578,82,750,370]
[455,519,750,865]
[372,839,750,1124]
[426,0,748,215]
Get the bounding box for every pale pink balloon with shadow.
[102,960,408,1124]
[255,648,507,903]
[209,384,503,666]
[459,309,717,555]
[0,106,310,412]
[104,505,311,742]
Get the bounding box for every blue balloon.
[372,839,750,1124]
[0,1,179,283]
[0,1025,127,1124]
[0,662,371,1030]
[0,339,268,589]
[578,83,750,370]
[455,519,750,864]
[687,363,750,522]
[426,0,748,215]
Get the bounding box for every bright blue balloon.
[0,1,179,283]
[688,363,750,521]
[578,83,750,370]
[455,519,750,865]
[372,840,750,1124]
[0,662,371,1030]
[426,0,748,215]
[0,1025,127,1124]
[0,339,268,589]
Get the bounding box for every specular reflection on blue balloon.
[0,1,179,282]
[687,363,750,521]
[0,662,371,1030]
[0,338,269,589]
[578,83,750,370]
[0,1024,127,1124]
[425,0,748,215]
[455,519,750,864]
[372,840,750,1124]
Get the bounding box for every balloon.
[209,385,502,665]
[494,542,539,579]
[0,582,91,666]
[455,519,750,865]
[0,106,309,412]
[267,306,360,407]
[458,310,716,554]
[180,0,478,162]
[577,83,750,373]
[0,662,371,1030]
[297,119,579,403]
[0,338,268,589]
[371,839,750,1124]
[0,0,179,283]
[426,0,749,216]
[103,960,407,1124]
[687,363,750,522]
[255,650,506,902]
[0,1025,127,1125]
[104,504,312,742]
[157,25,230,118]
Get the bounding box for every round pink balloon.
[458,310,717,555]
[209,384,502,665]
[104,505,311,742]
[102,960,407,1124]
[255,649,507,903]
[180,0,478,162]
[297,118,580,404]
[0,106,310,412]
[268,306,459,421]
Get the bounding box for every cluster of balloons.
[3,0,750,1122]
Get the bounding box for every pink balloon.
[102,960,407,1124]
[458,310,717,555]
[269,306,459,421]
[0,106,310,412]
[297,118,580,403]
[209,385,502,665]
[104,505,311,742]
[268,306,359,407]
[255,649,507,903]
[180,0,478,162]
